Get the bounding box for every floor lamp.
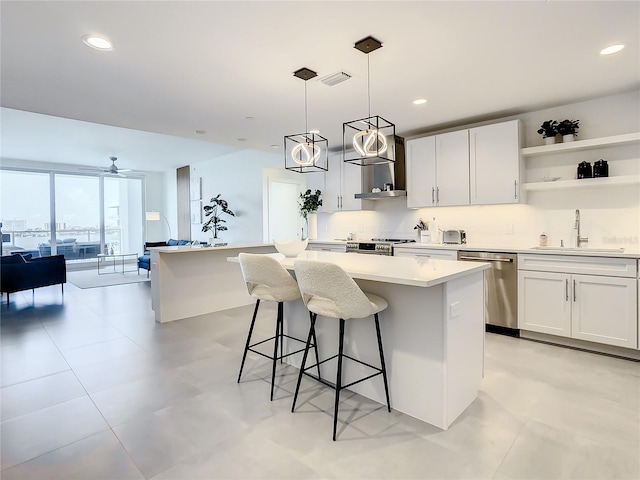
[145,211,172,241]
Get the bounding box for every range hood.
[355,136,406,199]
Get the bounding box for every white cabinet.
[322,154,368,212]
[518,255,638,349]
[394,247,457,260]
[469,120,521,205]
[406,130,469,208]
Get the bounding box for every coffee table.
[97,252,138,275]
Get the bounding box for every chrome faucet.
[574,209,589,248]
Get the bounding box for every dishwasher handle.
[458,256,514,263]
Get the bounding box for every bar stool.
[237,253,320,401]
[291,259,391,441]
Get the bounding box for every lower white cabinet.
[394,247,457,260]
[518,255,638,349]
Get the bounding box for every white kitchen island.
[150,244,276,323]
[229,251,490,430]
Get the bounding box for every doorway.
[263,168,305,242]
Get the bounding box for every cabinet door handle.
[565,279,569,301]
[337,195,340,209]
[514,180,518,200]
[573,279,576,302]
[436,187,440,204]
[431,187,435,204]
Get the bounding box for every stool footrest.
[300,354,384,391]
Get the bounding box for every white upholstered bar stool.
[237,253,320,401]
[291,259,391,441]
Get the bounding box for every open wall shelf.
[521,132,640,157]
[524,175,640,192]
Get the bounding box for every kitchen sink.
[530,246,625,253]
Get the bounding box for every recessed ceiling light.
[412,98,428,105]
[195,130,206,135]
[237,138,247,142]
[309,129,320,134]
[82,35,113,51]
[600,44,624,55]
[270,144,280,149]
[245,116,255,120]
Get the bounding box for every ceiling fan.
[79,157,137,176]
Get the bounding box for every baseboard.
[520,330,640,361]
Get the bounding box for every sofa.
[0,253,67,304]
[37,239,101,260]
[137,239,192,276]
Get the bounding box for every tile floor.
[1,281,639,479]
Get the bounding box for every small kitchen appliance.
[577,161,593,179]
[593,159,609,177]
[442,230,466,245]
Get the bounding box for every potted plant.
[556,119,580,142]
[537,120,559,145]
[298,189,322,240]
[201,194,235,244]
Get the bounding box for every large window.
[1,169,144,263]
[0,170,51,256]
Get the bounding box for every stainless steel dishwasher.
[458,251,518,334]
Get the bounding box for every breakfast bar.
[230,251,490,430]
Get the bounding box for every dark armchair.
[0,253,67,304]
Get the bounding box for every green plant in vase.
[201,194,235,242]
[556,119,580,142]
[298,189,322,239]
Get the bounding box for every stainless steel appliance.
[346,238,415,256]
[354,137,407,199]
[443,230,466,244]
[458,251,518,334]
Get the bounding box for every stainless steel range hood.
[354,136,406,199]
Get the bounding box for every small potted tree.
[556,119,580,142]
[537,120,559,145]
[298,189,322,240]
[201,194,235,245]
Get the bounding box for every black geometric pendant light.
[343,36,396,167]
[284,67,328,173]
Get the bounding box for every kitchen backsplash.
[315,185,639,248]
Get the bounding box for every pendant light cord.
[304,81,309,135]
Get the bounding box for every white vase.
[562,134,575,142]
[544,136,556,145]
[307,213,318,240]
[209,237,224,245]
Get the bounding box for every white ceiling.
[1,1,638,172]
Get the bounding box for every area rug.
[67,269,150,289]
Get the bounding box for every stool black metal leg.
[238,299,260,383]
[292,313,316,412]
[374,313,391,412]
[279,302,284,364]
[310,312,322,381]
[270,302,283,401]
[333,318,345,441]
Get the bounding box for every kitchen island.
[229,251,490,430]
[150,243,276,323]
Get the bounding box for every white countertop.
[393,242,640,259]
[228,250,490,288]
[150,243,274,254]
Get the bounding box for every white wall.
[316,90,640,249]
[190,149,282,244]
[144,171,174,242]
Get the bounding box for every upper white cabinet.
[321,154,368,212]
[469,120,522,205]
[406,130,469,208]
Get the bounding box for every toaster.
[443,230,466,244]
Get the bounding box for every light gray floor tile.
[89,371,203,427]
[0,396,109,469]
[496,418,640,480]
[1,370,86,420]
[43,321,124,350]
[61,335,146,369]
[0,348,70,387]
[0,430,144,480]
